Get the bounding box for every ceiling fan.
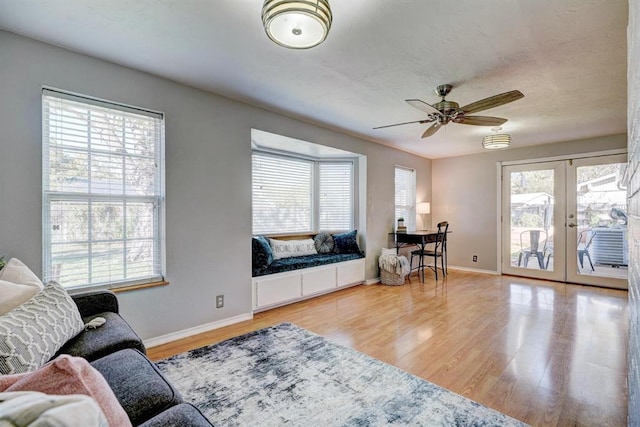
[374,84,524,138]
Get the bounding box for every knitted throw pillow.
[314,233,335,254]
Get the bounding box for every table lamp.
[417,202,431,230]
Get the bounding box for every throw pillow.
[0,258,44,315]
[252,236,274,272]
[333,230,361,254]
[0,391,109,427]
[314,233,335,254]
[269,238,318,260]
[381,247,397,256]
[0,281,84,375]
[0,355,131,427]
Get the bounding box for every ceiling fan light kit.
[262,0,332,49]
[482,133,511,150]
[374,84,524,140]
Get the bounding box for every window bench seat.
[252,254,365,312]
[253,252,364,277]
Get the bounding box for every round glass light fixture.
[482,127,511,150]
[262,0,332,49]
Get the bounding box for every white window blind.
[42,89,164,289]
[395,166,416,230]
[252,153,313,234]
[319,162,353,230]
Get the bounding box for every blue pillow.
[333,230,360,254]
[252,236,274,275]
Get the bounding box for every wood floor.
[148,271,629,426]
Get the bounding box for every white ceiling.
[0,0,628,158]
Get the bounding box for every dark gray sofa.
[56,290,212,427]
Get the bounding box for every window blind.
[318,162,353,230]
[395,166,416,230]
[252,153,313,234]
[42,89,164,289]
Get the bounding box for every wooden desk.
[390,231,449,282]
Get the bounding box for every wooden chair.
[410,221,449,280]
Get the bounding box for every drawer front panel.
[302,267,336,295]
[337,260,365,286]
[255,274,301,308]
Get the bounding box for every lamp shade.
[262,0,332,49]
[482,134,511,150]
[417,202,431,215]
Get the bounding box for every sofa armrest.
[71,290,119,318]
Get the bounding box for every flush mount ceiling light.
[482,127,512,150]
[262,0,332,49]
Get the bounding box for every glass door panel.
[567,155,628,289]
[502,162,565,282]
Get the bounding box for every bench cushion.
[254,252,364,277]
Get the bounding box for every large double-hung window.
[252,152,354,234]
[42,89,164,290]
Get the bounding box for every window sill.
[112,280,170,293]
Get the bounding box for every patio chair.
[578,230,596,272]
[517,230,549,270]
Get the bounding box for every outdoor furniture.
[578,230,596,271]
[517,230,549,270]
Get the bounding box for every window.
[252,152,354,234]
[42,89,164,289]
[395,166,416,230]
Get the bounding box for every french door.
[501,154,628,289]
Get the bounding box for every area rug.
[156,323,527,426]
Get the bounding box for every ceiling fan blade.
[373,119,431,130]
[459,90,524,114]
[406,99,443,116]
[421,122,442,138]
[460,116,508,126]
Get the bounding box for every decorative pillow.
[381,247,397,256]
[0,355,131,427]
[0,391,109,427]
[314,233,335,254]
[0,281,84,375]
[333,230,361,254]
[252,236,274,272]
[0,258,44,315]
[269,238,318,260]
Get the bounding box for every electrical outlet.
[216,295,224,308]
[472,255,478,262]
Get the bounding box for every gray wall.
[431,134,627,272]
[628,0,639,422]
[0,31,431,340]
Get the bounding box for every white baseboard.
[144,312,253,349]
[365,278,380,285]
[447,265,499,275]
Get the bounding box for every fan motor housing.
[434,100,460,115]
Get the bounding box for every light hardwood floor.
[148,271,628,426]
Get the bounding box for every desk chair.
[578,230,596,271]
[517,230,548,270]
[410,221,449,280]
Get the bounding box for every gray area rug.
[156,323,527,426]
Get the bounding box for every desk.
[390,231,448,282]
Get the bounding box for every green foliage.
[0,255,5,270]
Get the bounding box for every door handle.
[568,223,577,227]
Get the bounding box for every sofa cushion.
[0,281,84,374]
[314,232,335,254]
[0,258,44,315]
[91,348,183,425]
[333,230,361,254]
[0,391,109,427]
[0,355,131,427]
[140,403,213,427]
[54,311,146,362]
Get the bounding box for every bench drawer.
[337,260,365,286]
[255,274,301,308]
[302,267,336,295]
